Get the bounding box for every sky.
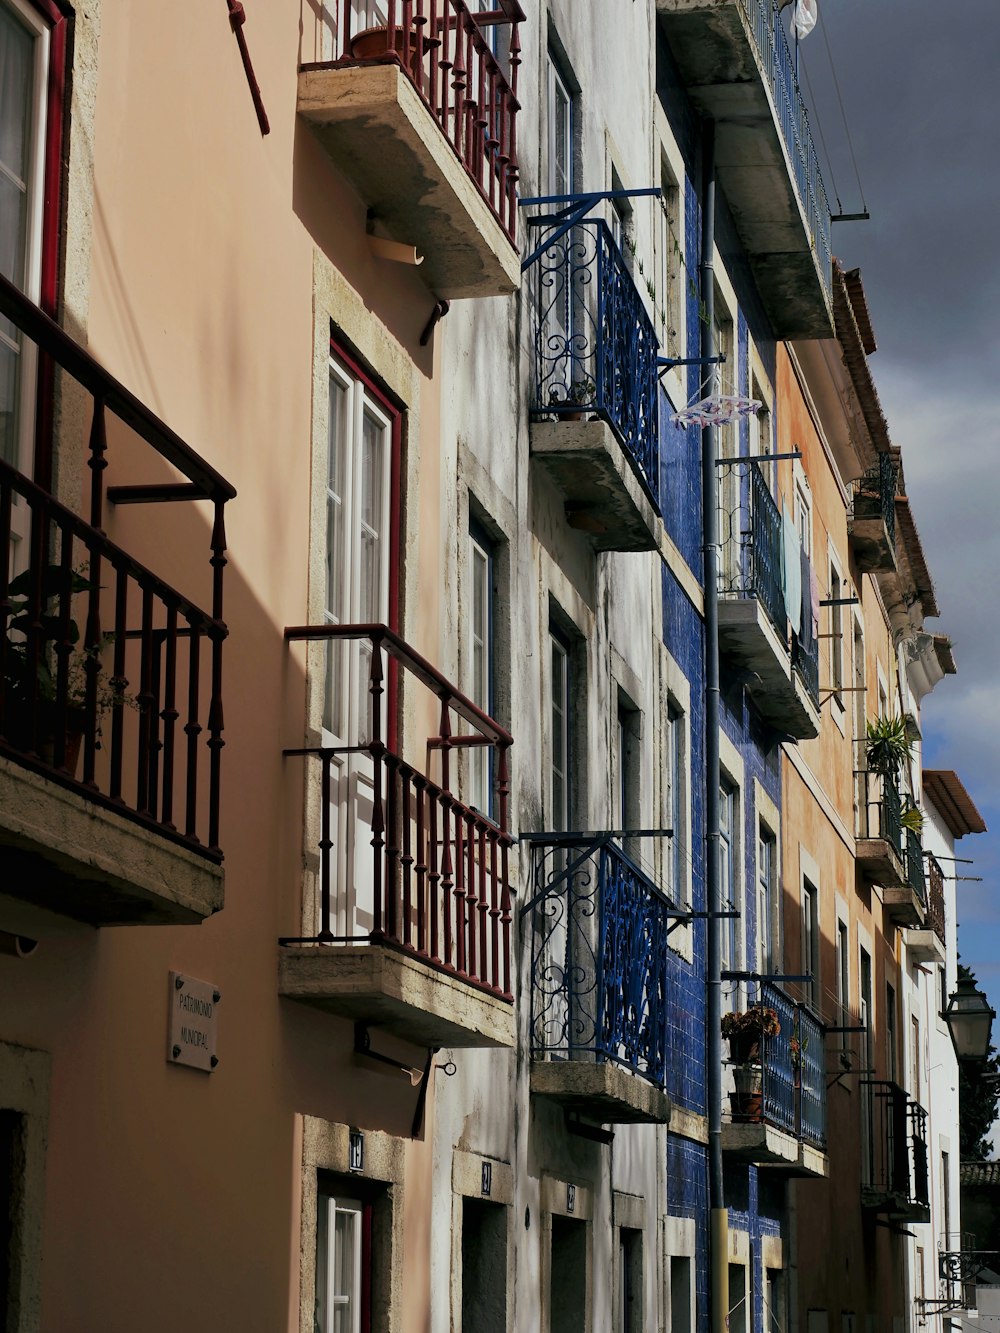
[794,0,1000,1017]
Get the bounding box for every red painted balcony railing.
[284,623,513,1000]
[308,0,524,243]
[0,273,235,863]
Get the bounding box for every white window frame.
[756,823,777,976]
[550,630,571,832]
[547,54,573,198]
[468,523,493,816]
[315,1192,364,1333]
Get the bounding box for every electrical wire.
[817,4,868,212]
[800,52,843,215]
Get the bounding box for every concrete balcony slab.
[530,1059,671,1125]
[529,419,661,553]
[855,837,906,889]
[298,63,520,300]
[654,0,833,338]
[849,513,896,573]
[278,942,515,1049]
[882,883,927,930]
[718,598,819,739]
[0,754,223,927]
[904,927,946,965]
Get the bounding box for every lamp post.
[943,975,996,1061]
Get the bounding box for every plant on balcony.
[548,377,596,420]
[900,802,924,834]
[3,564,134,772]
[864,714,912,777]
[721,1005,780,1066]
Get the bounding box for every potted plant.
[721,1005,780,1065]
[3,564,133,776]
[347,12,437,82]
[900,802,924,834]
[548,377,596,421]
[864,714,912,777]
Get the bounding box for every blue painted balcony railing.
[529,219,661,510]
[729,980,826,1149]
[741,0,832,296]
[525,834,670,1088]
[720,462,784,634]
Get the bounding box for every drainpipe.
[700,117,728,1333]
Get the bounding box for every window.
[617,1228,642,1333]
[765,1269,784,1333]
[324,350,397,738]
[749,380,774,493]
[655,153,680,354]
[468,521,494,816]
[315,1187,372,1333]
[911,1014,920,1097]
[615,694,640,860]
[547,55,574,197]
[886,982,897,1083]
[719,779,740,993]
[829,562,844,703]
[1,0,61,479]
[664,703,685,904]
[794,479,812,557]
[836,920,850,1047]
[550,630,570,831]
[757,826,777,975]
[801,878,818,1003]
[728,1263,747,1333]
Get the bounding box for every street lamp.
[943,975,996,1061]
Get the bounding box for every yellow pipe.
[711,1207,730,1333]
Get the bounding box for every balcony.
[718,463,819,738]
[524,834,673,1124]
[527,218,662,552]
[298,0,523,300]
[722,981,827,1176]
[906,853,946,964]
[884,825,927,929]
[655,0,833,338]
[0,275,234,929]
[854,768,907,890]
[861,1080,930,1223]
[849,454,897,573]
[279,624,514,1049]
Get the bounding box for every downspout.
[700,118,728,1333]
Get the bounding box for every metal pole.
[700,117,729,1333]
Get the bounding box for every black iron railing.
[0,274,233,863]
[283,624,514,1000]
[926,855,946,945]
[528,218,661,508]
[853,452,898,547]
[861,1080,930,1214]
[856,768,903,859]
[906,826,927,904]
[524,834,671,1087]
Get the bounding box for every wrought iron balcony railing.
[855,768,903,858]
[852,452,898,546]
[926,854,946,945]
[283,623,513,1000]
[719,461,785,635]
[0,274,234,863]
[740,0,832,296]
[862,1080,930,1215]
[308,0,524,245]
[725,979,826,1149]
[906,826,927,904]
[528,219,661,509]
[525,834,671,1088]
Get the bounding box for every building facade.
[0,1,968,1331]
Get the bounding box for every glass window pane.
[0,7,33,192]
